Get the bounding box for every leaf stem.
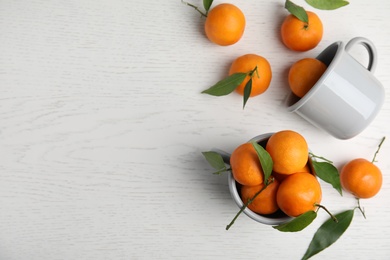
[309,152,333,164]
[212,167,231,175]
[249,66,259,78]
[372,136,386,163]
[226,178,274,230]
[181,0,207,17]
[315,204,338,223]
[356,198,366,219]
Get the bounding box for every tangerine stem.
[226,179,274,230]
[249,66,259,79]
[372,136,386,163]
[356,198,366,219]
[181,0,207,17]
[315,204,338,223]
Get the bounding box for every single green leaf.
[202,73,247,96]
[302,209,354,260]
[243,78,252,109]
[203,0,213,12]
[201,151,227,174]
[306,0,349,10]
[285,0,308,23]
[311,161,343,196]
[251,142,273,184]
[273,211,317,232]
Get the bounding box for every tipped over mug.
[287,37,385,139]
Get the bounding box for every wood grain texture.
[0,0,389,259]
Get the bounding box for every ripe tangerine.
[229,54,272,97]
[340,158,382,199]
[205,4,246,46]
[241,179,280,215]
[230,143,264,186]
[281,11,323,52]
[288,58,327,98]
[265,130,309,175]
[277,172,322,217]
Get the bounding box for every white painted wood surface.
[0,0,389,259]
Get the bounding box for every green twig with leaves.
[309,152,342,195]
[202,66,259,109]
[302,209,353,259]
[301,198,366,259]
[181,0,214,17]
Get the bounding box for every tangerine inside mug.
[287,37,385,140]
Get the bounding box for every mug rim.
[287,40,344,112]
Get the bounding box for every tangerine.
[241,179,280,215]
[288,58,327,98]
[205,3,246,46]
[265,130,309,174]
[281,11,323,51]
[229,54,272,97]
[277,172,322,217]
[340,158,382,198]
[273,163,311,182]
[230,143,264,186]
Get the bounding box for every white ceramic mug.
[287,37,385,139]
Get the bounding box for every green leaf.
[203,0,213,12]
[273,211,317,232]
[251,142,273,184]
[202,151,228,174]
[285,0,308,23]
[306,0,349,10]
[202,73,247,96]
[311,161,343,196]
[302,209,354,260]
[243,78,252,109]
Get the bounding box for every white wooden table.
[1,0,389,259]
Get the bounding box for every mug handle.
[345,37,377,72]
